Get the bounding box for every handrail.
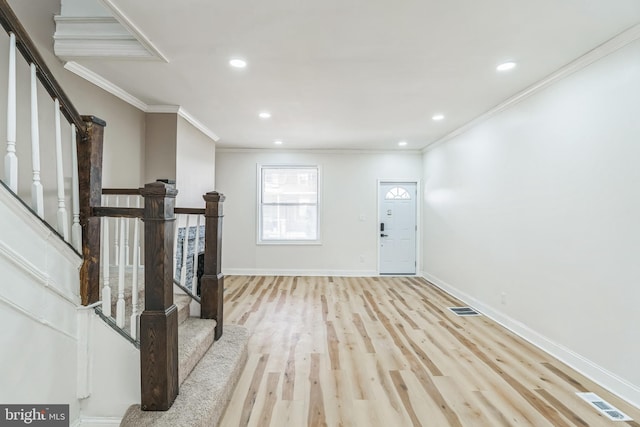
[102,188,142,195]
[93,206,144,218]
[175,207,205,215]
[0,0,86,136]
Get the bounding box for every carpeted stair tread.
[175,294,192,326]
[178,317,216,385]
[120,325,249,427]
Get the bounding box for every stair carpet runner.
[101,266,248,426]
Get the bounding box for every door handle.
[380,233,388,237]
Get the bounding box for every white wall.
[422,38,640,406]
[0,184,83,421]
[216,150,422,275]
[0,184,139,427]
[175,115,216,207]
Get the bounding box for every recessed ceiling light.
[229,58,247,68]
[259,112,271,119]
[274,140,283,145]
[432,114,445,121]
[398,141,408,147]
[496,61,517,72]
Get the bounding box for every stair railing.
[96,182,226,410]
[1,1,226,412]
[173,191,225,340]
[0,0,105,305]
[97,188,145,339]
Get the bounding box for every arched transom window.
[385,186,411,200]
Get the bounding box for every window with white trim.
[258,165,320,243]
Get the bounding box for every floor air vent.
[448,307,481,317]
[576,392,633,421]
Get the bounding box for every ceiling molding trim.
[63,62,221,142]
[176,108,220,142]
[216,148,422,155]
[147,105,180,114]
[147,106,219,141]
[98,0,169,63]
[63,61,148,110]
[424,23,640,153]
[53,16,161,60]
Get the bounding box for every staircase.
[0,2,248,425]
[120,318,248,426]
[97,264,248,426]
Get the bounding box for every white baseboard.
[72,417,121,427]
[223,268,378,277]
[421,271,640,410]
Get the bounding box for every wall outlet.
[359,255,365,263]
[501,292,507,305]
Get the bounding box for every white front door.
[379,182,417,275]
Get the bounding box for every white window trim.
[256,164,322,245]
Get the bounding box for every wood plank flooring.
[218,276,640,427]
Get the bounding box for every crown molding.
[53,15,165,61]
[424,23,640,153]
[97,0,168,62]
[64,61,148,110]
[63,62,219,142]
[147,105,180,114]
[216,147,422,154]
[177,108,220,142]
[147,105,220,141]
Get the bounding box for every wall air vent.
[448,307,481,316]
[576,392,633,421]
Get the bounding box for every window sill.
[257,240,322,246]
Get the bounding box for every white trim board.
[421,271,640,410]
[216,147,423,155]
[223,268,379,277]
[72,416,122,427]
[98,0,168,62]
[62,62,219,142]
[0,184,81,266]
[423,23,640,153]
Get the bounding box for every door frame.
[377,180,420,276]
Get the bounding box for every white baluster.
[71,125,81,251]
[54,99,69,240]
[173,213,181,278]
[30,63,43,217]
[5,33,17,192]
[101,209,111,317]
[116,217,126,328]
[113,196,120,266]
[191,215,202,293]
[130,203,141,338]
[180,214,191,288]
[124,196,130,265]
[137,194,143,267]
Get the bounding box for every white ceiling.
[53,1,640,149]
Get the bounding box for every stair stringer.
[0,183,83,421]
[0,184,140,427]
[76,310,140,427]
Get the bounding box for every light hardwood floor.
[218,276,640,427]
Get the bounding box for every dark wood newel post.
[139,180,179,411]
[201,191,225,340]
[78,116,106,305]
